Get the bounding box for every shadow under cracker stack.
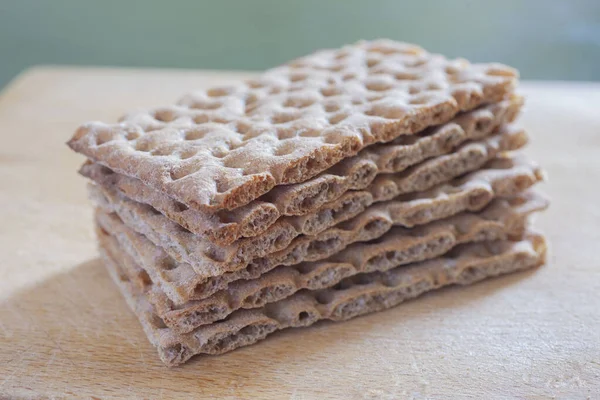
[66,39,549,367]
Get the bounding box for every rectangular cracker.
[100,230,546,367]
[93,160,545,307]
[90,152,543,280]
[97,190,548,333]
[80,97,522,246]
[85,123,528,269]
[260,96,523,215]
[88,125,526,270]
[68,39,518,213]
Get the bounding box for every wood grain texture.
[0,67,598,399]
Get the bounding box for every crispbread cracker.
[90,152,542,280]
[94,163,545,307]
[261,97,523,215]
[88,126,526,269]
[80,97,522,246]
[100,230,546,366]
[68,39,517,213]
[97,190,548,333]
[293,128,530,237]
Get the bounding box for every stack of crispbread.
[67,40,548,367]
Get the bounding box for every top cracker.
[67,39,518,212]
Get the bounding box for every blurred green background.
[1,0,599,89]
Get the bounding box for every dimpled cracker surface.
[87,126,527,268]
[92,169,538,310]
[89,152,542,280]
[96,169,545,309]
[80,96,523,246]
[96,190,548,333]
[92,169,543,308]
[100,230,546,366]
[82,123,527,260]
[259,96,523,216]
[67,39,518,213]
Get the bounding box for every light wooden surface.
[0,67,598,399]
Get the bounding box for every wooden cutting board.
[1,67,598,399]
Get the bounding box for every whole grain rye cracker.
[93,169,539,307]
[91,153,543,284]
[363,127,528,202]
[97,190,548,333]
[89,151,542,280]
[268,139,532,239]
[68,39,518,213]
[80,97,523,247]
[259,96,523,216]
[100,231,547,366]
[94,166,545,309]
[87,126,526,268]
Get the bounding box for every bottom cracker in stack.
[100,228,546,367]
[95,188,548,367]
